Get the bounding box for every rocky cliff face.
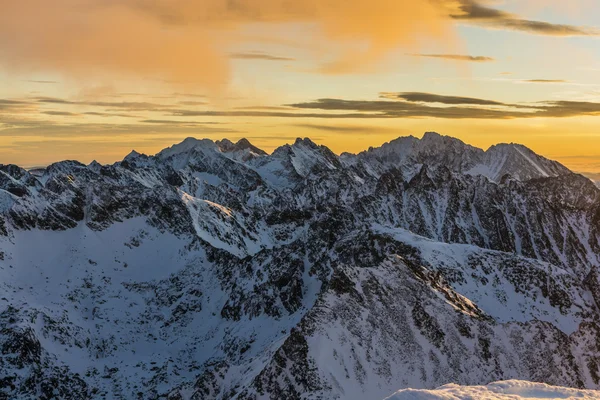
[0,134,599,399]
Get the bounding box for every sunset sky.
[2,0,600,178]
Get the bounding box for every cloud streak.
[0,99,32,111]
[42,111,79,116]
[23,80,59,84]
[288,96,600,119]
[83,111,138,118]
[34,97,173,111]
[408,53,495,62]
[381,92,506,105]
[292,123,395,133]
[451,0,600,36]
[523,79,568,83]
[230,52,295,61]
[8,90,600,123]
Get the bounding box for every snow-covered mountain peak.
[256,137,342,182]
[323,132,574,184]
[87,160,102,174]
[123,149,144,161]
[419,130,445,145]
[216,138,234,148]
[156,137,217,160]
[0,164,28,181]
[216,138,267,162]
[234,138,267,155]
[44,160,88,176]
[486,142,535,159]
[293,136,320,148]
[466,142,571,182]
[217,138,265,154]
[417,131,483,157]
[288,137,340,177]
[371,135,419,158]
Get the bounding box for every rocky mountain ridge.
[0,132,599,399]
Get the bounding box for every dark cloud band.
[381,92,506,106]
[451,0,600,36]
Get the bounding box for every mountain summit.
[0,133,599,399]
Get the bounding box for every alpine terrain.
[1,132,600,399]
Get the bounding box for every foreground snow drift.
[385,380,600,399]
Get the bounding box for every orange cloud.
[0,0,461,85]
[0,1,230,90]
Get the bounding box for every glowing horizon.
[2,0,600,177]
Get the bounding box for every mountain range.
[1,132,600,399]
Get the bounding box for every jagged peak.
[87,160,102,173]
[487,142,530,153]
[0,164,29,179]
[271,137,322,158]
[156,137,217,159]
[45,160,87,171]
[236,138,252,147]
[216,138,267,156]
[293,137,319,148]
[123,150,145,162]
[43,160,88,180]
[370,135,419,155]
[418,131,478,152]
[421,131,443,140]
[217,138,234,147]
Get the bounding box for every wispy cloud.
[83,112,138,118]
[0,99,33,111]
[10,89,600,124]
[23,80,58,84]
[34,97,172,111]
[380,92,506,106]
[230,52,295,61]
[408,53,495,62]
[234,106,296,111]
[0,121,241,138]
[451,0,600,36]
[141,119,221,125]
[288,96,600,119]
[178,101,207,106]
[169,109,379,119]
[292,123,394,133]
[42,111,79,116]
[172,93,206,99]
[523,79,568,83]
